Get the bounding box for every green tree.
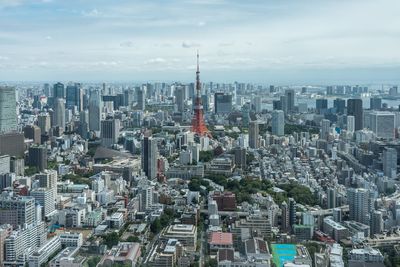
[126,236,140,242]
[103,232,119,248]
[150,218,162,234]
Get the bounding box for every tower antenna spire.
[191,51,209,136]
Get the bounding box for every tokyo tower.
[191,52,209,136]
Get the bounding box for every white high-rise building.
[37,113,51,134]
[4,221,46,264]
[272,110,285,136]
[321,119,331,140]
[140,186,154,212]
[53,98,66,129]
[0,86,17,133]
[347,115,355,133]
[383,148,397,179]
[37,170,58,201]
[347,188,370,225]
[30,188,55,218]
[370,111,395,139]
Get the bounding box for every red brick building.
[212,191,237,211]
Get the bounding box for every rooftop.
[209,232,233,245]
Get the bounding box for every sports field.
[271,244,297,267]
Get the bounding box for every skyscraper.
[370,97,382,110]
[37,170,58,201]
[174,86,186,113]
[316,99,328,114]
[284,89,295,113]
[333,98,346,114]
[79,110,89,138]
[136,87,145,111]
[370,210,383,236]
[347,188,369,225]
[53,98,66,129]
[288,198,296,228]
[383,148,397,179]
[30,188,55,219]
[53,82,65,99]
[100,119,120,147]
[272,110,285,136]
[37,113,51,135]
[321,119,331,140]
[214,93,233,114]
[66,83,83,111]
[0,86,17,133]
[28,145,47,172]
[327,188,336,209]
[89,90,102,133]
[248,121,259,149]
[141,135,158,180]
[0,195,36,227]
[347,99,363,131]
[281,201,289,232]
[370,111,395,139]
[347,115,355,133]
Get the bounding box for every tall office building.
[370,210,383,236]
[288,198,296,228]
[284,89,295,113]
[100,119,120,147]
[333,98,346,114]
[66,83,83,111]
[141,135,158,180]
[174,86,186,113]
[347,115,355,133]
[0,86,17,133]
[234,147,247,169]
[79,110,89,138]
[347,99,363,131]
[89,90,102,133]
[316,99,328,114]
[327,188,336,209]
[37,113,51,135]
[30,188,55,219]
[214,93,233,114]
[281,201,289,232]
[37,170,58,201]
[136,87,145,111]
[139,186,154,212]
[370,97,382,110]
[28,145,47,172]
[53,82,65,99]
[248,121,259,149]
[383,148,397,179]
[272,110,285,136]
[321,119,331,140]
[0,195,36,227]
[53,98,66,129]
[23,125,41,145]
[370,111,395,139]
[347,188,369,225]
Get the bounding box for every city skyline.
[0,0,400,83]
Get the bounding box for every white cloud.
[120,41,134,48]
[82,8,102,17]
[182,41,200,48]
[145,58,166,64]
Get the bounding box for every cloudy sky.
[0,0,399,84]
